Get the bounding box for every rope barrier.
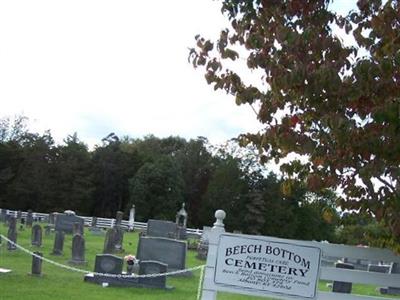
[0,234,205,279]
[196,265,205,300]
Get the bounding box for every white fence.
[202,210,400,300]
[0,208,203,237]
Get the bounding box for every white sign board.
[214,234,321,299]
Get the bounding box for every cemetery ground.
[0,224,399,300]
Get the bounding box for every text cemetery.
[214,235,321,298]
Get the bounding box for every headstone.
[16,211,22,222]
[26,210,33,227]
[0,209,6,223]
[175,203,187,240]
[48,213,55,225]
[7,217,17,251]
[147,219,177,239]
[69,234,87,265]
[51,231,65,256]
[44,225,52,236]
[72,222,84,236]
[128,205,135,231]
[30,252,43,276]
[89,217,103,235]
[136,236,189,274]
[94,254,123,274]
[380,262,400,295]
[196,238,209,260]
[103,227,124,253]
[115,211,123,227]
[31,224,42,247]
[55,214,84,234]
[91,216,97,227]
[84,259,173,289]
[332,262,354,293]
[368,264,390,273]
[138,260,168,288]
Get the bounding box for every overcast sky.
[0,0,355,148]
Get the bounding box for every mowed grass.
[0,222,399,300]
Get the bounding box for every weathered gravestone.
[26,210,33,228]
[69,234,87,265]
[55,214,84,234]
[30,252,43,276]
[138,260,169,288]
[31,224,42,247]
[48,213,56,225]
[128,204,135,231]
[94,254,123,274]
[84,258,172,289]
[368,264,390,273]
[197,226,211,260]
[147,219,177,239]
[380,263,400,295]
[72,222,84,236]
[115,211,123,227]
[7,216,17,251]
[0,209,6,223]
[332,262,354,293]
[175,203,187,240]
[16,211,22,222]
[136,236,190,275]
[103,227,124,253]
[196,238,209,260]
[51,231,65,256]
[89,216,103,235]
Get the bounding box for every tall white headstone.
[128,205,135,231]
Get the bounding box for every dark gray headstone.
[196,238,209,260]
[16,211,22,222]
[7,217,17,251]
[55,214,84,234]
[31,252,43,276]
[69,234,87,265]
[91,216,97,227]
[115,211,123,227]
[147,219,177,239]
[0,209,6,223]
[103,227,124,253]
[94,254,123,275]
[136,236,187,272]
[138,260,167,288]
[368,264,390,273]
[52,231,65,256]
[26,210,33,227]
[332,262,354,293]
[31,224,42,247]
[48,213,55,225]
[72,222,84,236]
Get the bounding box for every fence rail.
[0,208,202,237]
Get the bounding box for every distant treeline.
[0,116,338,241]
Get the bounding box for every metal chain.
[0,234,205,279]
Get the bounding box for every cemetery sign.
[214,234,321,299]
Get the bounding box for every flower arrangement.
[124,254,137,265]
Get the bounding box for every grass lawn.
[0,222,399,300]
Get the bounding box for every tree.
[51,133,94,213]
[91,133,140,217]
[129,156,184,221]
[176,137,214,227]
[190,0,400,243]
